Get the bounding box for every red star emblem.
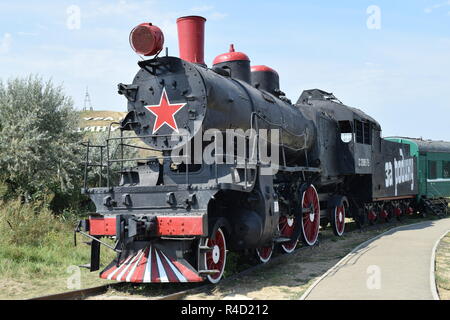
[144,88,187,134]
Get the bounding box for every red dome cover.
[251,65,278,75]
[213,44,250,65]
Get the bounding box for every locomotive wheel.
[255,244,274,264]
[367,209,378,225]
[330,203,346,237]
[355,211,366,229]
[204,228,227,284]
[381,208,392,222]
[394,206,403,221]
[279,216,298,254]
[300,185,320,246]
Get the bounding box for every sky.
[0,0,449,140]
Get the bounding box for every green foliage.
[0,199,116,297]
[0,76,83,202]
[0,199,65,246]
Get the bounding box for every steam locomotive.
[76,16,424,284]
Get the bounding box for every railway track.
[29,217,427,300]
[30,282,208,301]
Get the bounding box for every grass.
[436,232,450,300]
[0,199,115,300]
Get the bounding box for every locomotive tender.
[77,16,421,284]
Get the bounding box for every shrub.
[0,76,83,203]
[0,199,66,247]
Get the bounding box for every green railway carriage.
[386,137,450,215]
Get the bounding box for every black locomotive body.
[76,16,419,283]
[297,89,418,225]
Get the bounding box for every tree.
[0,76,83,202]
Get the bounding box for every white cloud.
[21,45,134,81]
[424,1,450,14]
[17,32,39,37]
[79,0,179,41]
[89,0,139,17]
[189,4,227,21]
[84,0,157,19]
[209,12,228,21]
[0,44,138,109]
[191,5,214,13]
[0,33,12,54]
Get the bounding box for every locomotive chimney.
[176,16,206,65]
[213,44,251,83]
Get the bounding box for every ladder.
[423,198,448,217]
[425,183,449,216]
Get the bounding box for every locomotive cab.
[297,89,380,177]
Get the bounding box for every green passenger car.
[386,137,449,215]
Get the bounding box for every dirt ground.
[184,223,399,300]
[0,271,115,300]
[92,218,426,300]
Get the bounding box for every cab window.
[339,121,353,143]
[428,161,437,179]
[354,120,371,145]
[443,161,450,179]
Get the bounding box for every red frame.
[89,216,205,237]
[156,216,204,236]
[89,217,116,236]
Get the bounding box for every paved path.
[303,218,450,300]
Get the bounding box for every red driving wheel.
[331,204,346,236]
[204,228,227,284]
[255,244,274,263]
[300,185,320,246]
[368,209,378,225]
[279,215,298,253]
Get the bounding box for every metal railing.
[81,125,258,190]
[428,182,449,208]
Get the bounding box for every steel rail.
[30,283,125,300]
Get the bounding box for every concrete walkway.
[303,218,450,300]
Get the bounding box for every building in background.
[77,110,126,133]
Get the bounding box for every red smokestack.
[176,16,206,65]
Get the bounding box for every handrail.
[428,182,448,207]
[82,127,266,191]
